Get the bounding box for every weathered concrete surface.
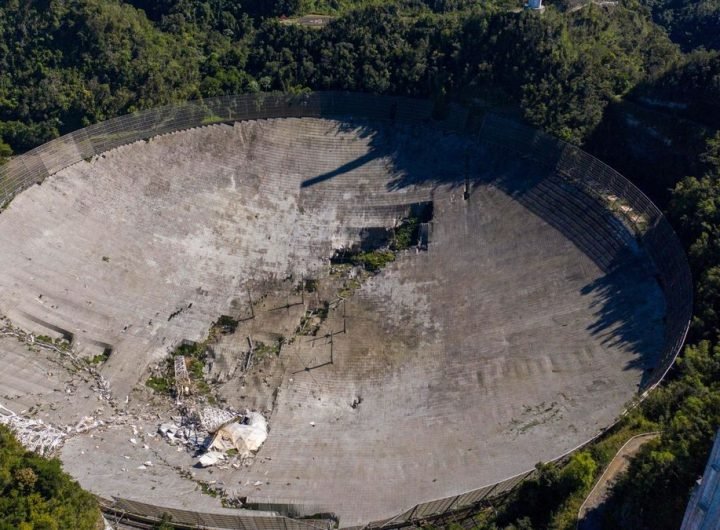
[60,416,276,517]
[0,334,103,425]
[0,118,665,526]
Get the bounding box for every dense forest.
[637,0,720,50]
[0,425,99,529]
[1,0,719,529]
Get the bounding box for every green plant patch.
[392,217,420,251]
[352,249,396,272]
[145,376,172,394]
[87,351,110,365]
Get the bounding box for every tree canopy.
[0,0,679,149]
[0,425,100,530]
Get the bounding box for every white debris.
[208,412,268,457]
[143,461,153,467]
[129,438,137,445]
[74,416,102,433]
[253,480,263,486]
[198,451,225,467]
[310,421,315,427]
[158,423,178,437]
[137,465,147,470]
[0,404,65,455]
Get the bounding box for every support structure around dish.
[0,92,692,529]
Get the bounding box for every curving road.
[577,432,659,530]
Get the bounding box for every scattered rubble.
[0,403,66,456]
[0,319,114,403]
[73,416,104,434]
[156,406,268,467]
[157,420,206,451]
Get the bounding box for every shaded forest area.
[1,1,720,529]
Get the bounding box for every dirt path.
[279,14,334,28]
[577,432,660,530]
[568,0,618,12]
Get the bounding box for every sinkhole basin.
[0,94,691,527]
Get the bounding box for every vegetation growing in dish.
[144,320,234,399]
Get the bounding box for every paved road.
[577,433,659,530]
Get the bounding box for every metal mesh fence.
[0,92,413,209]
[99,497,334,530]
[0,93,692,529]
[0,92,479,209]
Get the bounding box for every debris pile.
[208,412,268,457]
[158,420,206,451]
[0,403,66,456]
[156,407,268,467]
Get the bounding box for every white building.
[681,429,720,530]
